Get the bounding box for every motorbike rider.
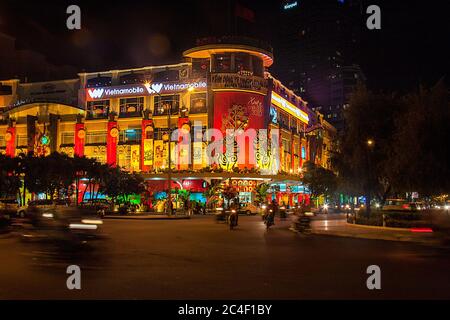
[264,200,277,227]
[229,202,239,228]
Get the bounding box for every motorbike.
[264,209,275,230]
[228,209,238,230]
[293,215,312,234]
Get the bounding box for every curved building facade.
[0,36,335,208]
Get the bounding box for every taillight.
[402,204,409,209]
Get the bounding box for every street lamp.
[145,81,174,215]
[145,82,195,215]
[367,139,374,147]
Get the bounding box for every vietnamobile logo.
[144,82,163,94]
[87,88,104,99]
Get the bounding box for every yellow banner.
[143,139,153,166]
[154,140,164,168]
[131,145,140,171]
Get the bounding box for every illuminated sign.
[86,80,207,100]
[284,1,298,10]
[271,92,309,124]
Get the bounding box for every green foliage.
[221,185,238,208]
[203,181,223,209]
[254,183,269,206]
[0,154,22,198]
[302,161,337,200]
[333,81,449,214]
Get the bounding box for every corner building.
[0,37,335,208]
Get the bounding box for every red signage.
[74,123,85,157]
[213,92,266,132]
[5,127,16,157]
[107,121,118,166]
[213,92,266,169]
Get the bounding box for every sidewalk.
[103,213,190,220]
[310,218,440,246]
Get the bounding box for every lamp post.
[365,138,375,217]
[145,83,195,216]
[145,82,174,215]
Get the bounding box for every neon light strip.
[271,92,309,124]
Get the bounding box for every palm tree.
[203,182,223,210]
[255,183,270,206]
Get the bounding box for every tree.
[177,189,191,210]
[101,168,146,206]
[302,161,337,206]
[0,154,22,200]
[221,185,238,209]
[389,80,450,196]
[254,183,269,206]
[334,85,404,216]
[203,181,223,209]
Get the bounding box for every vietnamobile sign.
[86,80,207,101]
[271,91,309,125]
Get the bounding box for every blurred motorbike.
[264,209,275,230]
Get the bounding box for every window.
[252,56,263,77]
[190,93,207,114]
[0,136,5,148]
[86,76,111,88]
[235,53,252,75]
[279,110,289,129]
[87,100,109,119]
[153,70,179,82]
[212,54,232,73]
[85,131,107,144]
[192,59,209,77]
[153,95,180,116]
[119,97,144,115]
[154,128,170,140]
[119,129,142,143]
[61,132,74,145]
[17,135,27,147]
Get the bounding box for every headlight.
[323,204,328,209]
[445,205,449,210]
[69,223,97,230]
[262,205,267,209]
[81,219,103,225]
[231,209,236,213]
[42,213,53,218]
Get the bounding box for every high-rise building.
[273,0,365,132]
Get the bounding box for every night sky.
[0,0,448,92]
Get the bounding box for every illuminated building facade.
[0,36,335,208]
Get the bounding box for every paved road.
[1,215,449,299]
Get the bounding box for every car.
[382,199,420,212]
[79,199,110,215]
[0,198,27,218]
[28,199,70,211]
[238,203,259,215]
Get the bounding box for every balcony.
[119,111,143,118]
[86,111,109,120]
[210,73,268,94]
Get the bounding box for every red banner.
[74,123,85,157]
[107,121,118,167]
[213,92,266,169]
[213,92,265,132]
[5,127,16,157]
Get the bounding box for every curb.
[311,230,439,245]
[103,215,190,220]
[345,221,411,232]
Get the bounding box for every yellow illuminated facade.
[0,37,336,207]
